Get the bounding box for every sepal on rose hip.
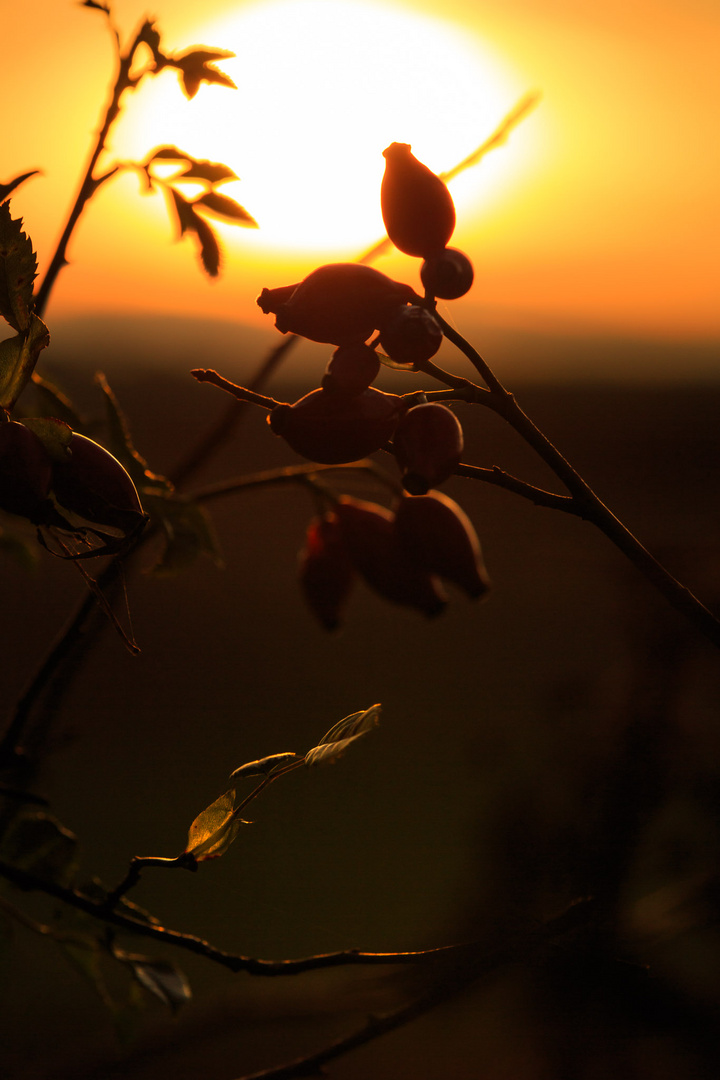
[393,403,464,494]
[381,143,456,258]
[261,263,418,346]
[268,386,404,464]
[333,496,447,616]
[298,513,356,630]
[393,490,490,599]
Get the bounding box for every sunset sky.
[3,0,719,349]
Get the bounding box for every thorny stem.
[34,19,152,319]
[432,311,720,650]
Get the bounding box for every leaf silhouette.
[196,192,258,227]
[0,203,38,332]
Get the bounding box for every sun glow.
[122,0,528,255]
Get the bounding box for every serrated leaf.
[0,314,50,410]
[0,203,38,332]
[305,704,381,768]
[195,192,258,228]
[230,753,299,781]
[0,171,40,205]
[149,495,224,575]
[114,950,192,1014]
[185,789,248,860]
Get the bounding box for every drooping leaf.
[148,494,224,575]
[185,789,248,860]
[29,371,83,429]
[230,753,299,781]
[0,315,50,410]
[113,950,192,1013]
[0,171,40,205]
[95,372,172,493]
[166,187,196,237]
[0,203,38,333]
[195,191,258,228]
[192,214,221,277]
[305,704,382,768]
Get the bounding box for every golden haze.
[2,0,718,344]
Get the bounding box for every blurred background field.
[2,316,720,1078]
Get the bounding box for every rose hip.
[0,420,53,522]
[393,403,464,494]
[420,248,474,300]
[298,512,356,630]
[379,305,443,366]
[393,491,490,599]
[321,343,382,397]
[381,142,455,258]
[268,386,404,464]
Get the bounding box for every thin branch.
[0,858,470,976]
[455,462,575,512]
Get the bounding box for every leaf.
[195,191,258,228]
[147,145,192,165]
[305,704,382,768]
[166,187,196,237]
[0,171,40,205]
[30,371,83,429]
[113,950,192,1014]
[185,789,248,860]
[19,416,73,462]
[230,753,299,781]
[95,372,172,493]
[0,203,38,332]
[82,1,111,12]
[0,314,50,410]
[192,214,221,277]
[179,161,238,185]
[173,48,237,100]
[149,495,224,576]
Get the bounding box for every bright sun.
[124,0,526,255]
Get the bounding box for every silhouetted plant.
[2,5,719,1080]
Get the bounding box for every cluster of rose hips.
[0,417,146,555]
[255,142,487,626]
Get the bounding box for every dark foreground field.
[2,320,720,1079]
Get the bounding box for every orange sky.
[3,0,719,345]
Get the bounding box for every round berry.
[420,248,474,300]
[379,305,443,366]
[321,343,381,397]
[393,403,464,494]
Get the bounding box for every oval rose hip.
[50,433,144,532]
[394,491,490,599]
[393,403,464,494]
[298,512,356,630]
[334,496,446,616]
[262,263,418,346]
[0,420,53,522]
[321,343,381,397]
[268,386,404,464]
[381,143,456,258]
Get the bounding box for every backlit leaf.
[179,161,238,185]
[305,704,381,767]
[0,314,50,410]
[20,416,73,463]
[95,372,172,493]
[0,203,38,332]
[114,950,192,1013]
[193,214,221,277]
[149,495,224,576]
[196,192,258,228]
[230,753,299,781]
[185,789,248,860]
